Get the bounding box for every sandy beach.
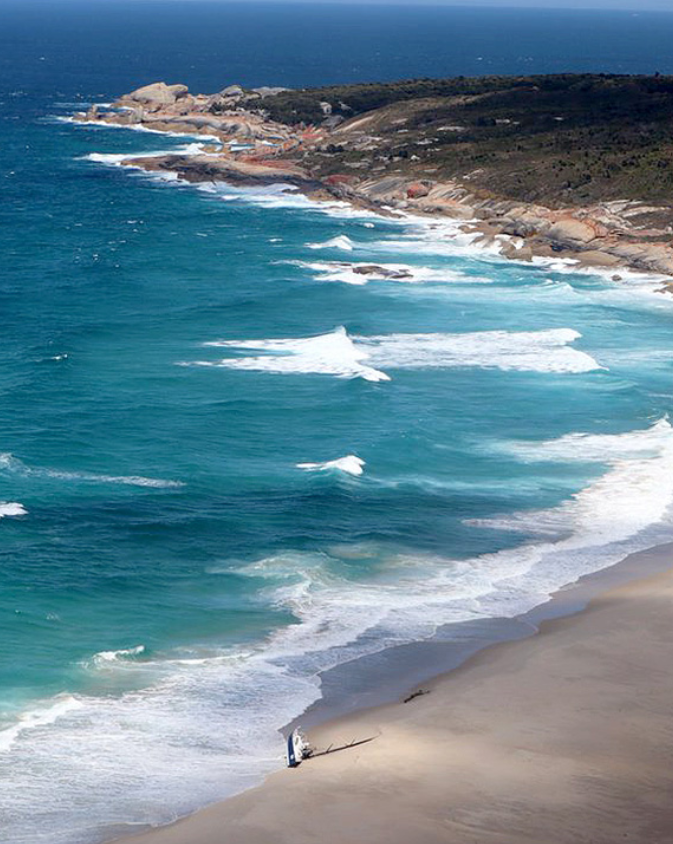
[7,5,673,841]
[112,553,673,844]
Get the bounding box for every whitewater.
[3,25,673,844]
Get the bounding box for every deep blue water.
[2,4,673,843]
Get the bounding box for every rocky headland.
[74,76,673,282]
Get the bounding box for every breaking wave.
[181,326,601,381]
[0,502,27,518]
[89,646,147,669]
[0,696,83,753]
[185,327,390,382]
[2,420,672,844]
[243,420,673,663]
[84,142,206,168]
[357,327,601,374]
[71,118,221,142]
[474,419,673,544]
[287,260,492,286]
[307,235,356,251]
[498,416,673,465]
[296,455,365,476]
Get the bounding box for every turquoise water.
[3,4,673,843]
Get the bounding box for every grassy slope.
[244,74,673,208]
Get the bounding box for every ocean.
[2,3,673,843]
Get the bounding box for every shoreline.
[293,536,673,731]
[72,79,673,283]
[106,537,673,844]
[76,116,673,293]
[64,90,673,844]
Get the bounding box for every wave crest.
[186,327,390,382]
[297,455,365,476]
[89,645,146,669]
[307,235,356,251]
[182,326,601,380]
[0,502,27,518]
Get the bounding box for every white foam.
[0,502,27,518]
[0,696,83,752]
[86,151,131,166]
[198,181,324,210]
[334,214,625,286]
[68,115,389,221]
[286,260,370,285]
[84,142,205,169]
[0,454,184,489]
[478,420,673,542]
[297,212,673,307]
[340,214,672,304]
[461,418,673,586]
[72,118,220,143]
[4,421,673,844]
[196,182,383,219]
[500,417,673,464]
[305,216,493,261]
[531,254,672,288]
[0,648,320,844]
[90,646,146,668]
[202,182,389,220]
[297,455,365,476]
[189,327,390,382]
[287,260,492,286]
[393,214,673,295]
[307,235,356,251]
[358,327,602,374]
[245,421,673,667]
[185,326,601,380]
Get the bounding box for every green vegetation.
[256,76,520,125]
[252,74,673,207]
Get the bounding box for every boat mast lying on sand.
[287,728,312,768]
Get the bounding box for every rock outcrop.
[74,80,673,281]
[546,219,599,246]
[351,265,414,280]
[253,86,291,98]
[119,82,189,110]
[220,85,244,98]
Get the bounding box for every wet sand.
[113,551,673,844]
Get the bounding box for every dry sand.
[115,565,673,844]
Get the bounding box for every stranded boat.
[287,728,311,768]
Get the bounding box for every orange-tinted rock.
[407,182,430,199]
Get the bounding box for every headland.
[75,74,673,282]
[73,76,673,844]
